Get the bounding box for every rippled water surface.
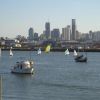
[0,51,100,100]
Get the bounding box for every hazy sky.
[0,0,100,38]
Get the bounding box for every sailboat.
[65,49,70,55]
[73,50,78,56]
[0,48,1,56]
[45,45,51,53]
[37,48,41,55]
[10,48,13,56]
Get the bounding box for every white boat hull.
[11,67,34,74]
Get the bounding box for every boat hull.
[11,67,34,74]
[74,54,87,62]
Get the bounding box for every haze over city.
[0,0,100,38]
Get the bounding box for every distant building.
[61,25,71,41]
[45,22,51,40]
[89,31,100,41]
[5,39,19,47]
[71,19,76,40]
[76,30,81,40]
[34,33,39,41]
[51,28,60,41]
[28,27,34,41]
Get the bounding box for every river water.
[0,51,100,100]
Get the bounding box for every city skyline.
[0,0,100,38]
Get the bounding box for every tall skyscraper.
[61,25,71,41]
[45,22,50,39]
[71,19,76,40]
[28,27,34,41]
[66,25,71,41]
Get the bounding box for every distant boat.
[10,48,13,56]
[73,50,78,56]
[45,45,51,53]
[74,46,87,62]
[37,48,41,55]
[75,54,87,62]
[65,49,70,55]
[0,48,1,56]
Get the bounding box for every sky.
[0,0,100,38]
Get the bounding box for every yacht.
[11,60,34,74]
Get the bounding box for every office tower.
[66,25,71,41]
[61,25,71,41]
[45,22,50,39]
[71,19,76,40]
[34,33,39,41]
[28,27,34,41]
[51,28,60,41]
[76,30,80,40]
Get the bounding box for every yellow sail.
[45,45,51,53]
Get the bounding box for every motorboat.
[75,54,87,62]
[11,60,34,74]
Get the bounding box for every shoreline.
[2,48,100,52]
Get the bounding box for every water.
[0,51,100,100]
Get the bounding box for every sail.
[45,45,51,53]
[65,49,70,55]
[0,48,1,56]
[37,48,41,55]
[10,49,13,56]
[73,50,77,56]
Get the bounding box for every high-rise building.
[76,30,81,40]
[51,28,60,41]
[66,25,71,41]
[34,33,39,41]
[28,27,34,41]
[61,25,71,41]
[45,22,50,39]
[71,19,76,40]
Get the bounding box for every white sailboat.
[0,48,1,56]
[37,48,41,55]
[65,49,70,55]
[10,48,13,56]
[73,50,78,56]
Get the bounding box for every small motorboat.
[74,54,83,60]
[75,54,87,62]
[11,60,34,74]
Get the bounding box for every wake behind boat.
[11,60,34,74]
